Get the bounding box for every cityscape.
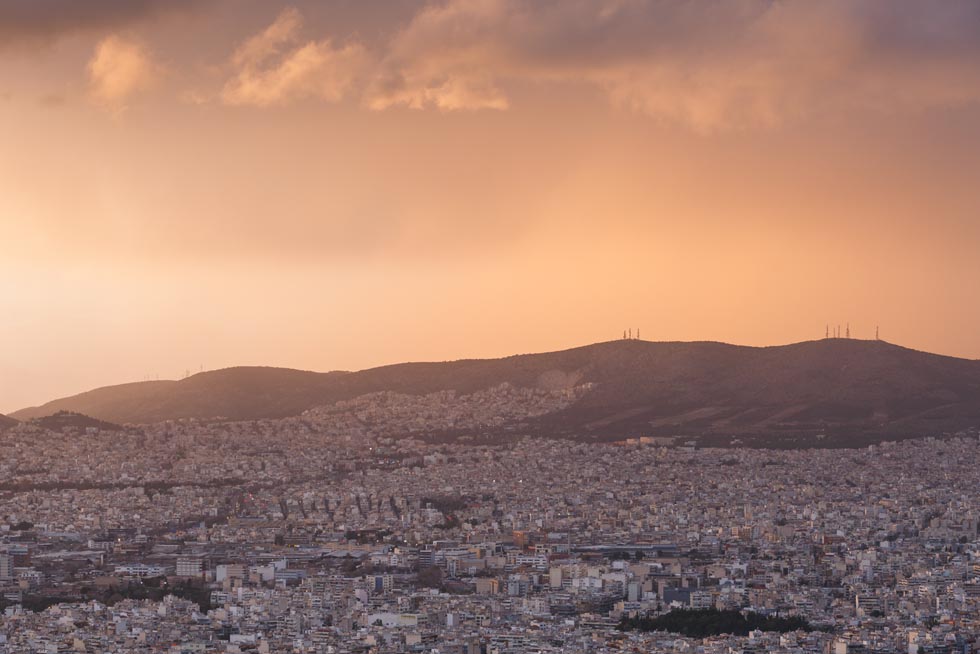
[2,382,980,652]
[4,0,980,652]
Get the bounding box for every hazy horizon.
[4,0,980,413]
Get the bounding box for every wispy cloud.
[221,8,369,107]
[87,35,157,111]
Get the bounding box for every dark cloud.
[361,0,980,130]
[0,0,205,46]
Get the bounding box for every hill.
[13,369,354,426]
[31,411,123,433]
[12,339,980,446]
[0,413,16,431]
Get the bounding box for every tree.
[417,566,444,589]
[620,608,815,637]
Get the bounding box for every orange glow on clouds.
[2,0,980,411]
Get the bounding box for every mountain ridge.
[11,339,980,446]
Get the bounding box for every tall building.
[176,557,204,578]
[0,553,11,580]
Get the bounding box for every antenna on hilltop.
[629,328,632,340]
[846,323,850,339]
[876,325,880,340]
[623,329,627,340]
[637,328,640,340]
[825,324,829,339]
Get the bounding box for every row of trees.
[0,579,213,614]
[620,608,816,637]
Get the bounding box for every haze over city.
[4,0,980,412]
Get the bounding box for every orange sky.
[3,0,980,412]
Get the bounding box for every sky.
[2,0,980,413]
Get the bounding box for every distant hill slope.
[13,369,350,425]
[31,411,123,433]
[12,339,980,445]
[0,413,16,431]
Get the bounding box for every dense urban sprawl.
[1,385,979,653]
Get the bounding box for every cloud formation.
[222,8,369,107]
[0,0,202,47]
[360,0,980,130]
[201,1,980,129]
[87,35,157,110]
